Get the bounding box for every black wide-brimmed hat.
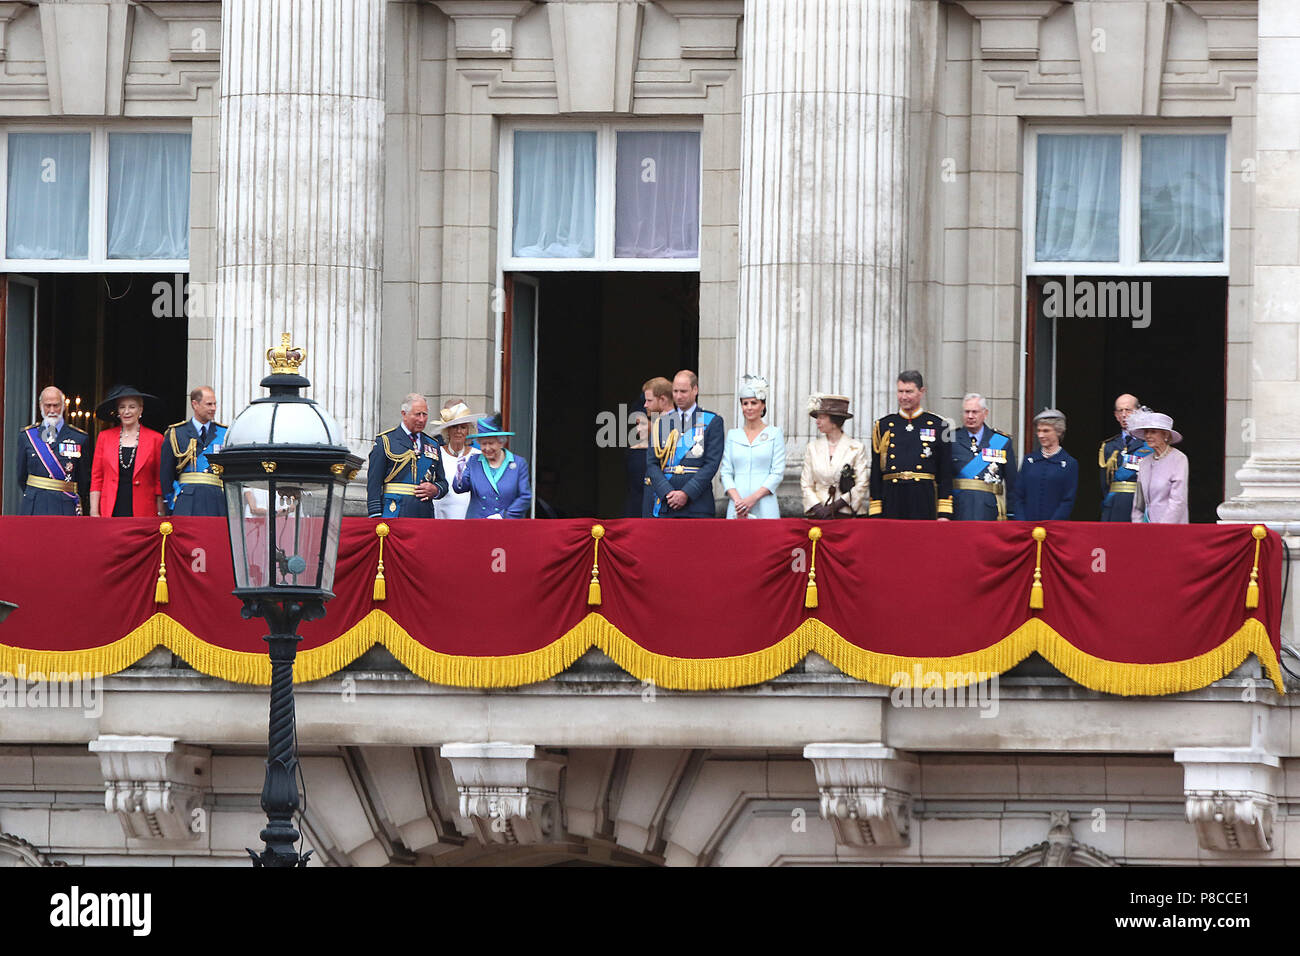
[95,384,160,421]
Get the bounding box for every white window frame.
[0,121,192,273]
[499,118,703,273]
[1024,124,1230,277]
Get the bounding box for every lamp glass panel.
[268,480,331,589]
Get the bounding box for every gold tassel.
[155,521,173,604]
[1246,524,1266,610]
[1029,526,1046,610]
[373,523,390,601]
[588,524,605,606]
[805,526,822,609]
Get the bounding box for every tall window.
[1026,127,1228,274]
[1,126,191,269]
[502,122,701,271]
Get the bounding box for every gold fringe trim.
[0,611,1284,695]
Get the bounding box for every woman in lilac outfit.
[1129,411,1188,524]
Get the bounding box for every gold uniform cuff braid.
[384,482,418,496]
[868,499,882,516]
[937,497,954,515]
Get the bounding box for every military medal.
[905,423,914,432]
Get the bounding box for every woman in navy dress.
[452,414,533,518]
[1010,408,1077,521]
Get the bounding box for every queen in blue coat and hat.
[452,413,533,518]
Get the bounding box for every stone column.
[1220,1,1300,532]
[213,0,385,454]
[736,0,910,472]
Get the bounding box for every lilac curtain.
[615,131,700,258]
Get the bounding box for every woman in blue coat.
[452,415,533,518]
[1010,408,1077,521]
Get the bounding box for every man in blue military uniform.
[646,369,724,517]
[868,370,954,519]
[951,393,1017,520]
[1099,393,1151,521]
[367,393,449,518]
[17,386,90,515]
[160,386,228,516]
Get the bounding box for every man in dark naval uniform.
[951,393,1017,520]
[646,369,724,517]
[161,386,228,516]
[367,392,449,518]
[1099,393,1151,521]
[17,386,90,515]
[869,370,954,519]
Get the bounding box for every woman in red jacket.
[89,385,165,517]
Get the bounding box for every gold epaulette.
[377,426,398,437]
[165,420,187,431]
[65,425,88,437]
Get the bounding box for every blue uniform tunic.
[161,419,228,516]
[17,422,90,515]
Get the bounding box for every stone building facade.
[2,0,1299,866]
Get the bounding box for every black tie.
[200,424,210,448]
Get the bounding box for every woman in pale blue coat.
[720,376,786,519]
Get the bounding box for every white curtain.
[1140,134,1225,262]
[615,131,700,258]
[107,132,191,259]
[512,131,596,258]
[1035,134,1122,262]
[6,132,90,259]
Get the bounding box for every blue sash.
[25,427,77,499]
[670,411,715,468]
[1107,442,1152,496]
[958,431,1009,481]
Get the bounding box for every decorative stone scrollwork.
[1003,811,1118,867]
[0,832,65,867]
[440,743,565,846]
[803,744,918,848]
[1175,748,1280,852]
[88,736,210,842]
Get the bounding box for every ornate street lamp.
[207,334,361,867]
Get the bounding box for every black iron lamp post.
[207,334,361,868]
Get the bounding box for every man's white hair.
[963,393,988,411]
[400,392,427,414]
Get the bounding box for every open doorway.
[1028,276,1226,523]
[504,272,699,518]
[1,272,189,513]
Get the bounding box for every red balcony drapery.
[0,517,1283,694]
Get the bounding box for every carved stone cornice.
[954,1,1063,61]
[656,1,744,59]
[440,743,565,846]
[137,2,221,62]
[432,1,536,59]
[88,736,210,842]
[1175,748,1280,852]
[1183,2,1258,61]
[803,744,917,848]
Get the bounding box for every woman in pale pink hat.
[1128,410,1188,523]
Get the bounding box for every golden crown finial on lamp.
[266,333,305,375]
